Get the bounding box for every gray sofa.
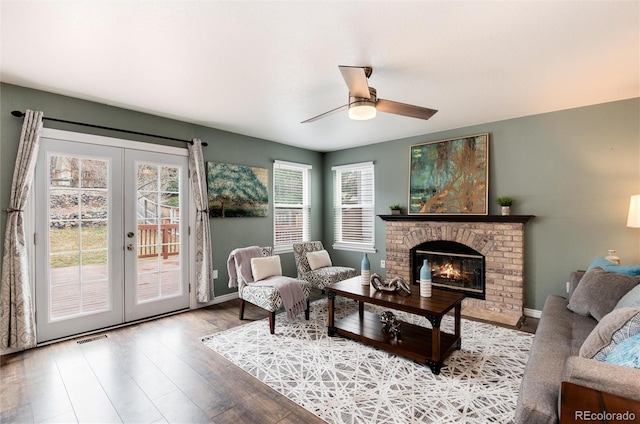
[514,270,640,424]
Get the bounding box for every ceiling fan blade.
[301,103,349,123]
[339,66,371,99]
[376,99,438,120]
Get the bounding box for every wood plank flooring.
[1,291,537,424]
[1,296,327,424]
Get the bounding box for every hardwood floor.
[1,296,327,424]
[1,291,537,424]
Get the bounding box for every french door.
[34,133,190,343]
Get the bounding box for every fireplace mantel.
[378,214,534,223]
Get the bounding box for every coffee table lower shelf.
[329,310,460,374]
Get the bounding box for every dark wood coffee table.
[327,276,465,374]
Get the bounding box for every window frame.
[272,160,312,254]
[332,161,376,253]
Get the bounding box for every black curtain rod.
[11,110,207,146]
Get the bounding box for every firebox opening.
[412,240,485,300]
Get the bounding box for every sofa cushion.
[587,257,640,277]
[579,307,640,360]
[306,249,332,270]
[615,284,640,309]
[567,267,640,321]
[605,332,640,368]
[251,255,282,281]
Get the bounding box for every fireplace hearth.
[413,241,485,299]
[380,214,534,326]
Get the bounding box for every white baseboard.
[192,291,238,309]
[210,292,238,304]
[523,307,542,319]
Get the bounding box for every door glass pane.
[48,154,110,321]
[136,163,182,303]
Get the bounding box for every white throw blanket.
[227,247,306,320]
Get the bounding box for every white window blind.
[273,160,311,253]
[332,161,375,252]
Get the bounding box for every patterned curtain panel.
[1,110,43,350]
[188,138,214,302]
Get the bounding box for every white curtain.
[188,138,214,302]
[1,110,43,350]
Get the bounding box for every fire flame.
[435,262,461,280]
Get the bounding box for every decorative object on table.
[605,249,621,265]
[409,133,489,215]
[628,194,640,228]
[379,310,401,339]
[389,204,402,215]
[370,273,412,295]
[496,196,514,216]
[419,259,432,298]
[361,253,371,286]
[207,162,269,217]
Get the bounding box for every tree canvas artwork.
[207,162,269,217]
[409,133,488,215]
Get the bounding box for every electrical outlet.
[380,260,385,268]
[213,269,218,279]
[566,281,570,293]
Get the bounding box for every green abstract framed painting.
[409,133,489,215]
[207,162,269,217]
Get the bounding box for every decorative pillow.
[615,285,640,309]
[567,267,640,321]
[251,255,282,281]
[580,307,640,360]
[605,332,640,369]
[588,257,640,277]
[307,250,332,270]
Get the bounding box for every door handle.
[127,244,135,251]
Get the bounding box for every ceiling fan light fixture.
[348,101,377,120]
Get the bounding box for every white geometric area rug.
[202,298,533,424]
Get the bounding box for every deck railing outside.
[137,223,180,259]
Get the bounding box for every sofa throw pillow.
[307,250,332,270]
[251,255,282,281]
[588,257,640,277]
[605,332,640,369]
[615,285,640,310]
[567,267,640,321]
[579,307,640,360]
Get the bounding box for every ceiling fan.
[301,65,438,123]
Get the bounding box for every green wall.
[1,83,638,310]
[0,83,324,298]
[323,98,640,310]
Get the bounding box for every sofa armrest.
[562,356,640,401]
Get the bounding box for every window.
[273,160,311,253]
[332,161,375,252]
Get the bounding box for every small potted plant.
[389,204,402,215]
[496,196,514,216]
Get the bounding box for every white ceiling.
[1,1,638,152]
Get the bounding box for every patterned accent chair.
[234,246,311,334]
[293,241,358,291]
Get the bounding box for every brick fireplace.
[380,214,534,326]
